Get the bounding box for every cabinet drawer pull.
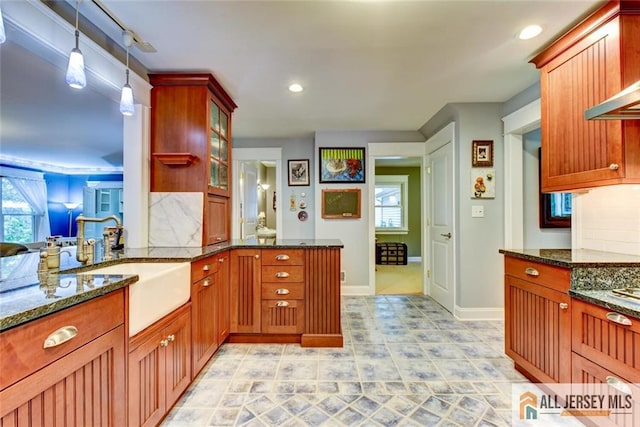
[218,258,224,263]
[524,267,539,277]
[203,278,212,287]
[606,312,632,326]
[275,272,290,278]
[203,264,211,271]
[609,163,619,171]
[559,303,568,310]
[276,301,289,307]
[606,376,631,394]
[276,288,290,295]
[275,254,290,261]
[160,339,169,347]
[166,334,175,342]
[216,237,222,241]
[43,326,78,349]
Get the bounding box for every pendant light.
[0,7,7,44]
[65,0,86,89]
[119,31,135,116]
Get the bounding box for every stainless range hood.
[585,80,640,120]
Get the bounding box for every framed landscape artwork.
[319,147,365,183]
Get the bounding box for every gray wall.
[420,103,505,310]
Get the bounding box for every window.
[375,175,408,233]
[0,168,50,243]
[1,178,36,243]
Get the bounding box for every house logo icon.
[520,391,538,420]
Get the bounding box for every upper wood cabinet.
[149,73,237,244]
[531,1,640,192]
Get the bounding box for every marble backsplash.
[149,192,203,247]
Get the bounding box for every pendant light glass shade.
[66,1,86,89]
[0,7,7,44]
[120,81,135,116]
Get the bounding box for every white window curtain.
[7,177,51,241]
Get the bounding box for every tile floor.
[161,295,529,426]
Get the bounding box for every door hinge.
[426,218,430,226]
[427,270,431,278]
[427,167,431,174]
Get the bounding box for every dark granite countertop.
[570,289,640,320]
[501,248,640,319]
[500,248,640,268]
[0,239,343,332]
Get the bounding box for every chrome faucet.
[76,214,122,264]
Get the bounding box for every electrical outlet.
[340,271,346,282]
[472,205,484,218]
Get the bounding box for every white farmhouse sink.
[82,262,190,336]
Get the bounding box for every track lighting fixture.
[119,31,135,116]
[65,0,86,89]
[0,7,7,44]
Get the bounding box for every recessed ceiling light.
[288,83,304,93]
[519,25,543,40]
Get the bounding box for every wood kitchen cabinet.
[230,249,262,334]
[191,250,230,377]
[261,249,305,334]
[504,256,572,383]
[531,1,640,192]
[128,304,191,427]
[149,73,237,244]
[0,291,126,426]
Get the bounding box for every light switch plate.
[472,205,484,217]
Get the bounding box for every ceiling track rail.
[90,0,156,52]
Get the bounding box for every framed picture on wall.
[288,159,310,186]
[319,147,365,183]
[321,188,361,219]
[472,140,493,167]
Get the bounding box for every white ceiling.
[0,0,603,172]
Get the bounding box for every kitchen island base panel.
[225,333,344,347]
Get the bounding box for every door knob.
[440,232,452,239]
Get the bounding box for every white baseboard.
[341,284,372,296]
[454,305,504,321]
[407,256,422,262]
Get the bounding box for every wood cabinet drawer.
[261,265,304,282]
[572,352,640,427]
[261,249,304,266]
[262,282,304,300]
[505,256,570,292]
[261,300,304,334]
[0,290,125,390]
[191,255,219,282]
[572,298,640,383]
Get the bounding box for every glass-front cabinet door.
[209,98,230,193]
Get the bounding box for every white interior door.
[428,142,454,312]
[241,162,258,239]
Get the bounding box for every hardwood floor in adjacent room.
[375,261,423,295]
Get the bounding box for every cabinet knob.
[275,272,290,278]
[524,267,539,277]
[275,254,290,261]
[203,278,212,287]
[276,301,290,307]
[203,264,211,271]
[255,254,260,259]
[43,325,78,349]
[559,303,568,310]
[167,334,175,342]
[160,339,169,347]
[609,163,619,170]
[276,288,290,295]
[606,376,632,394]
[606,312,632,326]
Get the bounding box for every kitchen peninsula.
[0,239,343,426]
